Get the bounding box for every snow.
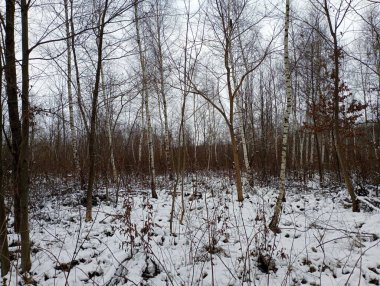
[2,175,380,285]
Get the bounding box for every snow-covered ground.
[3,175,380,285]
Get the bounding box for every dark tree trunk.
[86,0,109,221]
[19,0,32,272]
[323,0,359,212]
[0,43,10,277]
[4,0,22,233]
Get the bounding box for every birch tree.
[192,0,270,201]
[134,0,158,198]
[269,0,293,233]
[101,66,117,186]
[147,0,173,180]
[64,0,81,182]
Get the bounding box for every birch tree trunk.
[231,56,253,187]
[64,0,81,181]
[269,0,292,233]
[135,0,158,198]
[155,8,172,180]
[101,66,117,184]
[236,25,254,187]
[69,6,89,136]
[138,101,144,170]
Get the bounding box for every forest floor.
[3,174,380,286]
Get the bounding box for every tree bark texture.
[0,44,10,277]
[64,0,81,181]
[269,0,292,233]
[135,0,158,198]
[5,0,22,233]
[101,66,117,184]
[86,0,109,221]
[19,0,32,271]
[323,0,359,212]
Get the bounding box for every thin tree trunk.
[321,133,325,165]
[155,14,172,180]
[315,131,324,186]
[19,0,32,271]
[0,44,10,277]
[4,0,22,233]
[138,103,144,170]
[229,125,244,201]
[69,0,89,136]
[193,95,198,169]
[269,0,292,233]
[64,0,81,181]
[134,0,158,198]
[235,25,253,187]
[300,131,305,170]
[224,3,243,201]
[101,66,117,184]
[323,0,359,212]
[86,0,109,221]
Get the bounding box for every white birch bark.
[155,11,172,179]
[64,0,80,180]
[235,23,253,186]
[135,0,157,198]
[237,96,250,175]
[101,66,117,184]
[138,99,144,168]
[269,0,292,233]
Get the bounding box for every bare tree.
[19,0,32,271]
[4,0,22,234]
[147,0,173,180]
[134,0,158,198]
[86,0,110,221]
[0,41,10,277]
[101,66,118,186]
[269,0,293,233]
[321,0,360,212]
[191,0,271,201]
[3,0,32,272]
[64,0,81,182]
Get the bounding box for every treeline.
[12,120,379,185]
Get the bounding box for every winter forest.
[0,0,380,285]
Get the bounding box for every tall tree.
[101,66,118,185]
[86,0,110,221]
[149,0,173,180]
[0,41,10,277]
[321,0,360,212]
[64,0,81,182]
[191,0,270,201]
[5,0,22,234]
[134,0,158,198]
[19,0,32,271]
[4,0,31,271]
[269,0,293,233]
